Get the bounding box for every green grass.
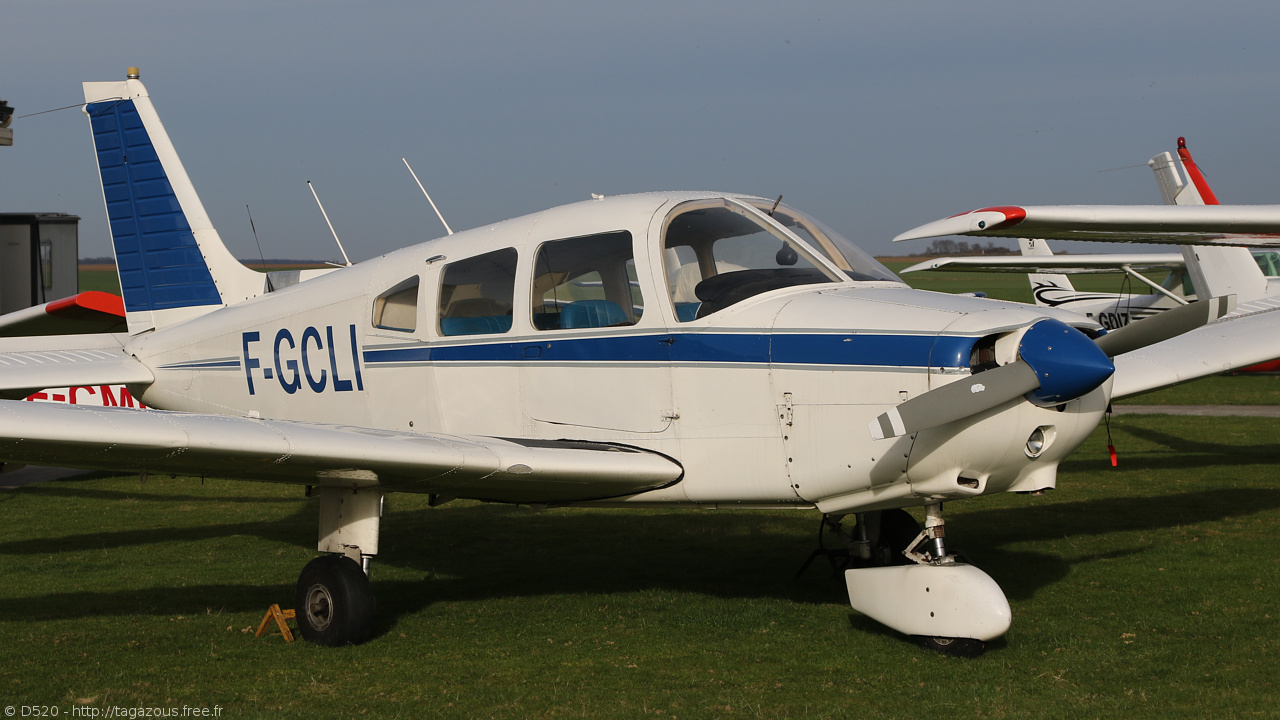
[1,414,1278,718]
[1117,374,1280,405]
[77,268,121,295]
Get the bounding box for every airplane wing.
[0,333,153,399]
[0,291,126,337]
[0,400,683,503]
[894,205,1280,247]
[1112,298,1280,398]
[900,253,1185,275]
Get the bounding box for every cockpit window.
[663,199,840,321]
[532,231,641,330]
[438,248,517,336]
[746,200,901,283]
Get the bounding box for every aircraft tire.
[913,635,986,658]
[877,508,921,566]
[294,554,376,646]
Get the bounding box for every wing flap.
[0,401,683,503]
[0,333,153,399]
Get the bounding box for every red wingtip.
[973,206,1027,230]
[45,291,126,317]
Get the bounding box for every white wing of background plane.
[894,205,1280,246]
[0,400,682,503]
[900,253,1185,275]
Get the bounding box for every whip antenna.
[306,180,352,266]
[402,158,454,235]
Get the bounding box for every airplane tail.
[1149,140,1268,303]
[82,70,265,334]
[1018,237,1076,306]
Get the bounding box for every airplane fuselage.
[122,193,1108,512]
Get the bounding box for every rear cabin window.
[372,276,420,332]
[531,231,642,330]
[438,248,518,336]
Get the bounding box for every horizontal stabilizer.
[0,292,126,337]
[0,333,152,399]
[0,402,683,503]
[894,205,1280,247]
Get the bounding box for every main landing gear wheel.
[295,555,376,646]
[913,635,986,658]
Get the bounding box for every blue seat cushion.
[440,315,512,336]
[674,302,701,322]
[560,300,628,329]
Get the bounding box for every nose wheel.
[844,503,1009,657]
[294,554,376,646]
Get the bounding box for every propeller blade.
[869,318,1116,440]
[1093,295,1236,358]
[869,361,1039,440]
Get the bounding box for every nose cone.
[1018,319,1114,405]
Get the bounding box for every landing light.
[1025,426,1055,458]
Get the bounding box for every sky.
[2,1,1280,263]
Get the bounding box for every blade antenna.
[306,180,352,267]
[402,158,454,235]
[769,195,783,216]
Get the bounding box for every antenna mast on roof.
[402,158,454,236]
[306,180,352,267]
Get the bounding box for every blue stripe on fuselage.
[362,333,977,369]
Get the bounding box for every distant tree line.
[912,239,1017,256]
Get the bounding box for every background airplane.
[1,72,1277,656]
[899,138,1280,372]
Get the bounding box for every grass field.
[1,415,1277,718]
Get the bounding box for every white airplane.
[900,138,1280,330]
[3,72,1278,656]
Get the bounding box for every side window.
[531,231,642,331]
[438,248,517,336]
[372,276,419,332]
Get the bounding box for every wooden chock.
[254,603,297,642]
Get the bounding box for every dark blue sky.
[3,1,1279,261]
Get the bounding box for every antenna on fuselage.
[401,157,454,236]
[306,180,352,267]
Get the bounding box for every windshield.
[663,199,840,321]
[747,200,901,283]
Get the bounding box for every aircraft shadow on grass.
[2,479,1278,638]
[1098,422,1280,471]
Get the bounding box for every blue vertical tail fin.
[83,71,264,333]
